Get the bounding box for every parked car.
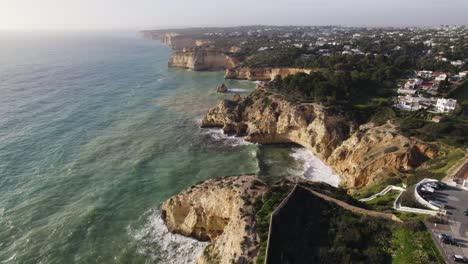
[453,255,468,263]
[429,200,443,208]
[463,209,468,216]
[443,237,460,246]
[436,181,448,188]
[437,233,450,239]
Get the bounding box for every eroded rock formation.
[225,67,316,81]
[217,83,228,93]
[161,176,267,264]
[168,49,239,71]
[201,88,437,189]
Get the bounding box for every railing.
[414,179,441,211]
[359,185,405,202]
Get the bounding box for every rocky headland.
[224,67,316,81]
[168,49,239,71]
[161,175,267,264]
[160,175,403,263]
[201,87,437,189]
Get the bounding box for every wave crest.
[131,209,208,264]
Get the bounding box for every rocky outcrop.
[161,176,267,264]
[201,88,437,189]
[217,83,228,93]
[225,67,316,81]
[168,49,239,71]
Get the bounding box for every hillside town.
[396,70,467,113]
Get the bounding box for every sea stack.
[217,83,228,93]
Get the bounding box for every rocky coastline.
[161,175,267,264]
[201,86,437,189]
[224,67,315,81]
[168,49,239,71]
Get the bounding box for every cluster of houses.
[395,70,465,113]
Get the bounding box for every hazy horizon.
[1,0,468,32]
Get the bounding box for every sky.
[1,0,468,31]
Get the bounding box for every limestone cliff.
[225,67,316,81]
[168,50,239,71]
[161,176,267,264]
[201,88,436,189]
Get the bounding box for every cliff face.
[201,88,436,189]
[225,67,315,81]
[161,34,196,50]
[168,50,239,71]
[161,176,267,264]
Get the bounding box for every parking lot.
[427,184,468,263]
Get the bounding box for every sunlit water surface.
[0,32,339,263]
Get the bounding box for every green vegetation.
[244,48,302,67]
[395,79,468,148]
[253,180,443,264]
[254,184,290,264]
[428,148,465,174]
[391,228,444,264]
[401,148,464,188]
[202,244,221,264]
[399,186,428,209]
[365,190,400,212]
[397,110,468,148]
[354,176,402,200]
[271,68,395,107]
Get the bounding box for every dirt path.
[302,186,402,223]
[445,154,468,183]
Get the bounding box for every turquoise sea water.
[0,33,338,263]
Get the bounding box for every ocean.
[0,32,339,263]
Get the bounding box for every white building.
[396,95,432,111]
[451,60,465,67]
[435,74,447,81]
[436,98,457,113]
[397,88,418,95]
[416,70,433,79]
[404,78,423,89]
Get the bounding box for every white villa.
[404,78,423,89]
[435,74,448,81]
[396,95,433,111]
[397,88,418,95]
[416,70,433,79]
[436,98,457,113]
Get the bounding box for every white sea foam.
[290,147,341,187]
[227,88,250,93]
[202,128,254,147]
[132,209,208,264]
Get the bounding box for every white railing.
[414,179,440,210]
[359,185,405,202]
[360,182,442,216]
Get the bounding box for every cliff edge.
[225,67,316,81]
[161,176,267,264]
[201,88,437,189]
[168,49,239,71]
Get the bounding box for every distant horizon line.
[1,23,468,33]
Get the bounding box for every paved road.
[428,185,468,263]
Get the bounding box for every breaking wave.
[132,209,208,264]
[201,128,254,147]
[290,147,341,187]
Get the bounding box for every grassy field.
[365,190,400,212]
[428,148,465,174]
[353,177,403,200]
[391,228,445,264]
